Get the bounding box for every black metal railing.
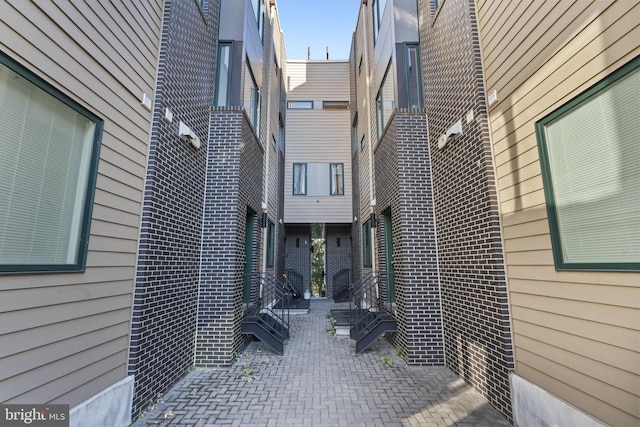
[351,271,394,328]
[283,269,304,297]
[332,268,351,301]
[243,272,290,338]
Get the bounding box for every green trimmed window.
[362,219,372,267]
[0,52,102,273]
[266,220,275,267]
[536,58,639,271]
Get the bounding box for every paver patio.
[133,299,512,427]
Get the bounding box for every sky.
[275,0,362,61]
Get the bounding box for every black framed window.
[0,52,103,273]
[287,101,313,109]
[330,163,344,195]
[536,57,639,271]
[293,163,307,195]
[405,44,423,108]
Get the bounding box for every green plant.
[326,317,336,336]
[395,346,403,358]
[241,363,254,381]
[381,355,394,366]
[326,312,332,319]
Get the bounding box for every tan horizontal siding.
[479,0,640,424]
[0,309,131,358]
[0,0,161,407]
[6,350,127,404]
[285,61,352,224]
[517,352,639,426]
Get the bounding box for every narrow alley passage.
[133,299,511,427]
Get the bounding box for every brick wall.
[325,225,352,298]
[196,108,264,367]
[374,110,444,365]
[128,0,220,418]
[284,225,311,293]
[419,0,514,419]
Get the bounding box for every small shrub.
[381,355,394,366]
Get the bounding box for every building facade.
[0,1,164,426]
[0,0,637,426]
[476,1,640,425]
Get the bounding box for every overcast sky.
[276,0,361,60]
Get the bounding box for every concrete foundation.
[70,376,134,427]
[511,374,605,427]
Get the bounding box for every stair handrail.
[332,268,351,300]
[283,269,304,296]
[351,271,394,331]
[243,272,290,338]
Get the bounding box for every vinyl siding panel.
[284,61,352,223]
[478,1,640,424]
[0,0,162,408]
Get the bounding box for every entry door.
[383,210,395,303]
[243,210,256,303]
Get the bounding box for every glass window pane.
[538,61,639,269]
[330,163,344,195]
[215,43,231,107]
[293,163,307,195]
[0,59,100,270]
[406,45,423,108]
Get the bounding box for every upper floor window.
[0,52,103,273]
[330,163,344,195]
[214,42,232,107]
[362,219,372,267]
[372,0,387,44]
[323,101,349,110]
[288,101,313,109]
[266,219,275,267]
[536,57,639,271]
[351,115,359,154]
[293,163,307,195]
[376,60,395,140]
[252,0,265,41]
[278,115,285,152]
[244,60,260,134]
[405,44,423,108]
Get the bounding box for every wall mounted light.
[437,119,463,150]
[179,121,201,149]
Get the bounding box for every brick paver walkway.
[133,299,512,427]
